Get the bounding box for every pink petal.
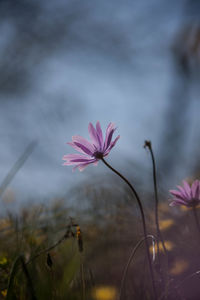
[79,160,98,171]
[72,163,89,172]
[71,158,95,163]
[96,121,104,149]
[197,182,200,199]
[88,123,100,148]
[182,180,192,198]
[191,180,200,199]
[63,154,89,161]
[169,200,187,207]
[170,198,188,206]
[63,161,78,166]
[62,154,94,165]
[72,160,98,172]
[63,159,95,166]
[72,135,95,153]
[104,122,116,150]
[169,189,186,200]
[177,185,190,199]
[67,142,93,156]
[79,163,91,171]
[104,135,120,155]
[169,202,176,207]
[73,142,93,156]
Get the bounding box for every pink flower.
[169,180,200,207]
[63,121,120,171]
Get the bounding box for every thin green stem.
[6,255,37,300]
[20,256,37,300]
[101,158,157,300]
[27,221,75,265]
[6,256,22,300]
[80,254,86,300]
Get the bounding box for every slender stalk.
[144,141,167,255]
[144,141,169,300]
[20,256,37,300]
[80,254,86,300]
[192,205,200,237]
[175,270,200,290]
[119,235,156,300]
[101,158,158,300]
[27,221,75,265]
[6,256,22,300]
[6,255,37,300]
[0,141,37,201]
[161,270,200,300]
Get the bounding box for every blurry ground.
[1,179,200,299]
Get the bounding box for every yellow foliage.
[92,286,117,300]
[1,289,7,297]
[149,240,174,254]
[158,202,170,213]
[159,219,174,231]
[0,218,12,231]
[169,259,189,275]
[0,257,7,265]
[181,204,200,212]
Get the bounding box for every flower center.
[93,151,104,159]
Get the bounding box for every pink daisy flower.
[169,180,200,207]
[63,121,120,171]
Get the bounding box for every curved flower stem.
[119,235,156,300]
[192,205,200,238]
[175,270,200,290]
[7,255,37,300]
[101,158,158,300]
[145,141,170,299]
[26,221,76,265]
[144,141,167,256]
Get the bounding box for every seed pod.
[47,253,53,269]
[76,226,83,252]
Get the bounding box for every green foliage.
[0,201,81,299]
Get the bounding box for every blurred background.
[0,0,199,208]
[0,1,200,299]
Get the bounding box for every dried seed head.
[144,140,151,149]
[47,253,53,269]
[76,226,83,252]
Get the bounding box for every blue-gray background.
[0,0,199,208]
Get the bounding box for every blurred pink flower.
[63,121,120,171]
[169,180,200,207]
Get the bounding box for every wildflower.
[63,122,120,171]
[169,180,200,207]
